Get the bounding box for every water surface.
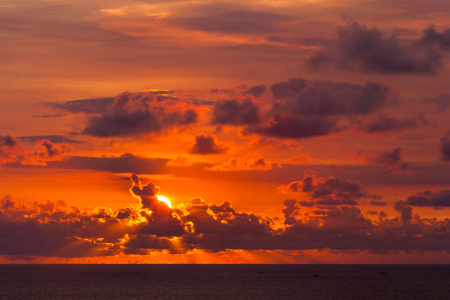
[0,264,448,299]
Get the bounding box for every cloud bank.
[2,173,450,260]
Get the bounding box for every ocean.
[0,264,449,299]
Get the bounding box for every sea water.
[0,264,449,299]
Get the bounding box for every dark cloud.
[148,195,450,252]
[243,78,393,139]
[189,134,227,155]
[247,116,339,139]
[35,139,71,161]
[45,92,177,117]
[180,197,273,251]
[270,79,392,116]
[1,195,15,210]
[3,174,450,258]
[207,152,274,171]
[211,96,261,125]
[45,97,115,115]
[393,201,413,223]
[0,136,70,166]
[282,198,310,226]
[441,136,450,160]
[124,235,184,254]
[43,91,199,137]
[401,190,450,207]
[361,116,418,132]
[17,135,82,144]
[277,202,450,251]
[130,175,185,237]
[429,94,450,112]
[399,133,434,141]
[46,154,169,174]
[0,175,183,256]
[0,197,129,257]
[421,25,450,50]
[0,135,24,166]
[308,21,444,74]
[249,137,301,151]
[270,78,307,99]
[373,148,402,166]
[130,174,160,208]
[81,92,198,137]
[131,179,183,240]
[278,170,380,206]
[245,85,266,97]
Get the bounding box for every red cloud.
[0,136,71,167]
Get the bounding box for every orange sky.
[1,0,450,263]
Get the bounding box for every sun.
[156,195,172,208]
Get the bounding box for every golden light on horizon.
[157,195,172,208]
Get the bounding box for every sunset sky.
[1,0,450,263]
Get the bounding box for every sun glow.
[157,195,172,208]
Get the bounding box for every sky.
[1,0,450,264]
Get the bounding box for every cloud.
[360,115,419,132]
[270,78,308,99]
[130,174,160,208]
[308,21,444,74]
[241,78,400,139]
[441,136,450,160]
[189,134,226,155]
[249,137,300,151]
[81,92,199,137]
[178,195,450,252]
[0,135,24,166]
[46,92,199,137]
[42,77,399,142]
[291,155,312,164]
[45,91,177,117]
[45,97,115,115]
[45,153,169,174]
[372,148,402,166]
[4,152,169,175]
[243,78,392,139]
[0,196,128,257]
[0,135,70,167]
[245,85,266,97]
[278,170,380,206]
[270,79,392,116]
[421,25,450,50]
[1,195,15,210]
[180,197,274,251]
[17,135,82,144]
[393,201,413,223]
[32,139,71,162]
[130,174,185,237]
[246,116,340,139]
[211,95,261,125]
[277,201,450,252]
[208,152,275,171]
[429,94,450,112]
[401,190,450,207]
[282,199,303,225]
[3,174,450,258]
